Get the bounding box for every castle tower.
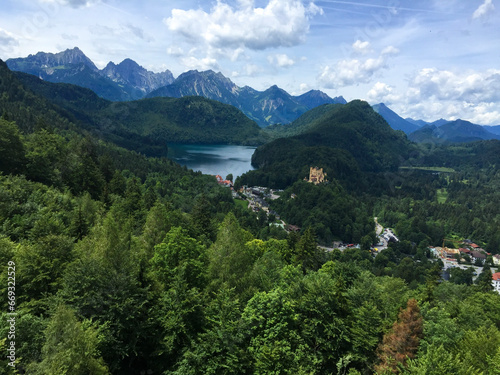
[307,167,327,185]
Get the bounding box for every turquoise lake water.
[167,144,256,178]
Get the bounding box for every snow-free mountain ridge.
[6,47,345,127]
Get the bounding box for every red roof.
[471,243,480,248]
[493,272,500,281]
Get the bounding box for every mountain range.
[6,47,345,127]
[0,58,264,157]
[238,100,413,190]
[6,47,174,102]
[372,103,420,135]
[408,120,500,143]
[6,47,500,140]
[147,70,346,127]
[372,102,500,143]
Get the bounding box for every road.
[374,217,383,236]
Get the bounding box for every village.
[215,168,500,293]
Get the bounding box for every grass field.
[437,188,448,203]
[234,199,249,210]
[399,166,456,173]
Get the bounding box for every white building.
[492,272,500,293]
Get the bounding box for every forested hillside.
[239,100,412,191]
[1,52,500,375]
[7,63,266,150]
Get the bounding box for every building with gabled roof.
[492,272,500,293]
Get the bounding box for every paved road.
[374,217,383,236]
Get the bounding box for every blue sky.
[1,0,499,124]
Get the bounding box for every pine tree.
[475,264,493,292]
[375,298,423,374]
[294,226,318,273]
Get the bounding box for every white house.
[493,254,500,266]
[492,272,500,294]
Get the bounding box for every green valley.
[1,55,500,375]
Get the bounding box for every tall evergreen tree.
[375,298,423,374]
[0,118,25,175]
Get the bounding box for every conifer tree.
[375,298,423,374]
[475,264,493,292]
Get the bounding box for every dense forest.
[1,60,500,374]
[12,68,266,150]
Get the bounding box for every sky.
[1,0,499,124]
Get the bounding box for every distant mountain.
[101,58,174,95]
[0,58,172,156]
[148,70,241,107]
[409,119,500,143]
[484,125,500,136]
[8,48,341,127]
[148,70,343,127]
[9,63,264,149]
[6,47,98,73]
[405,118,428,127]
[372,103,420,135]
[295,90,346,108]
[239,100,412,189]
[250,85,309,126]
[429,118,450,127]
[264,103,344,138]
[6,47,174,101]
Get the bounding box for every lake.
[167,144,256,179]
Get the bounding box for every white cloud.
[381,46,399,56]
[473,0,495,20]
[0,29,19,47]
[367,82,400,104]
[181,55,219,71]
[164,0,322,51]
[352,40,371,54]
[229,48,246,62]
[232,63,262,78]
[268,53,295,67]
[88,23,153,42]
[167,45,184,57]
[318,45,399,89]
[390,68,500,124]
[469,103,500,124]
[244,63,261,76]
[410,68,500,103]
[61,33,79,40]
[300,83,311,92]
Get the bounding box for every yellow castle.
[305,167,327,185]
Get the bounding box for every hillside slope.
[372,103,420,135]
[3,61,265,154]
[238,100,411,189]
